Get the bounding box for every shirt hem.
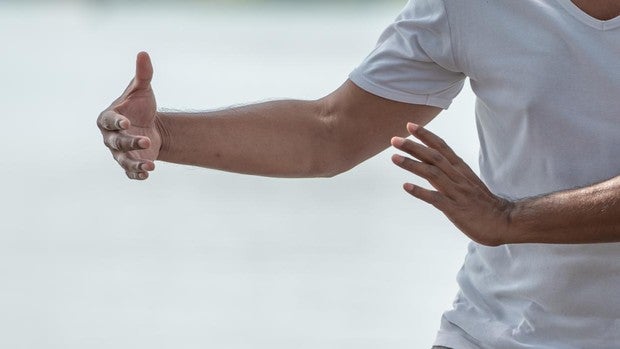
[434,330,482,349]
[348,70,453,109]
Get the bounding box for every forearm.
[156,99,344,178]
[508,175,620,244]
[155,80,441,179]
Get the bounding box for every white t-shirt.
[349,0,620,348]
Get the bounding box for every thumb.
[109,51,155,108]
[134,51,153,90]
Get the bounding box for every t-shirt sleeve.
[349,0,465,109]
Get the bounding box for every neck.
[571,0,620,20]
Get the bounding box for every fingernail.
[138,138,149,149]
[407,123,419,131]
[404,183,415,191]
[391,137,404,147]
[392,154,405,164]
[118,119,129,129]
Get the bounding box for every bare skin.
[384,1,620,246]
[570,0,620,20]
[97,53,159,180]
[99,0,620,247]
[97,52,441,180]
[390,124,620,246]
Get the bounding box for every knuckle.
[430,192,447,209]
[115,136,127,150]
[98,118,107,130]
[455,183,470,195]
[429,151,444,164]
[427,166,441,179]
[127,171,146,180]
[406,159,422,174]
[109,135,120,150]
[100,114,113,130]
[96,112,104,129]
[116,154,130,169]
[437,139,449,150]
[132,161,142,171]
[105,135,119,150]
[400,157,413,169]
[402,139,415,152]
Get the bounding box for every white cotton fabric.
[349,0,620,348]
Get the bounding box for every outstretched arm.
[98,52,442,180]
[155,80,441,178]
[391,123,620,246]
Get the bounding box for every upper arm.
[318,79,442,171]
[315,0,466,173]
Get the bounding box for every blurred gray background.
[0,1,478,348]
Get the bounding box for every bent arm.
[508,175,620,244]
[157,80,441,178]
[390,124,620,246]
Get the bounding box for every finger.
[134,51,153,90]
[113,152,142,172]
[104,133,150,152]
[111,52,154,105]
[112,152,154,172]
[403,183,447,209]
[98,110,130,131]
[407,123,493,195]
[125,171,149,181]
[392,154,460,199]
[391,137,463,184]
[407,123,462,165]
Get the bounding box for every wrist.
[503,199,531,244]
[154,111,172,161]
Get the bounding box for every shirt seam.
[440,0,461,73]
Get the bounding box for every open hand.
[391,123,514,246]
[97,52,161,180]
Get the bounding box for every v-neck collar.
[554,0,620,30]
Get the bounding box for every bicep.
[320,79,442,167]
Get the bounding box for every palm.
[115,87,160,162]
[98,52,162,180]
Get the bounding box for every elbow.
[308,108,358,178]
